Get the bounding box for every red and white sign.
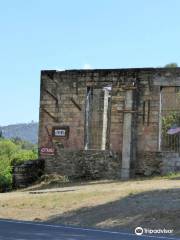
[40,147,55,155]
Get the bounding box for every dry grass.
[0,176,180,235]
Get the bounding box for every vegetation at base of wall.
[0,137,38,191]
[163,172,180,179]
[39,174,70,188]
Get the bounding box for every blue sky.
[1,0,180,125]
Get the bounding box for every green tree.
[0,140,18,191]
[0,129,3,139]
[0,139,19,160]
[164,63,178,68]
[0,138,38,191]
[11,149,38,165]
[0,156,12,191]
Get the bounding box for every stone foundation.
[136,151,180,176]
[159,152,180,175]
[44,149,121,180]
[12,150,180,188]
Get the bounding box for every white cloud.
[83,63,93,69]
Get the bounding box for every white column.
[85,89,91,150]
[101,88,109,150]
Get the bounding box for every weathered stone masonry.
[38,68,180,179]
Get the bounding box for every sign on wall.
[54,129,66,137]
[40,147,55,155]
[52,126,69,139]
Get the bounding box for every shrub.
[0,156,12,191]
[11,150,38,165]
[0,139,19,159]
[0,138,38,191]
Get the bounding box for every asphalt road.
[0,219,179,240]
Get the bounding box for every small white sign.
[54,129,66,137]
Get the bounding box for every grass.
[162,172,180,179]
[0,176,180,236]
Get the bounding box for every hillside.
[0,122,38,144]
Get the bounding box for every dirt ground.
[0,176,180,236]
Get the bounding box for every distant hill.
[0,122,38,144]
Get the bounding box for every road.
[0,219,179,240]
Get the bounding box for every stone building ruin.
[38,68,180,179]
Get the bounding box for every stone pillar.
[158,88,162,151]
[121,89,133,179]
[101,88,110,150]
[85,87,93,150]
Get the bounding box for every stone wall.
[136,151,180,176]
[159,152,180,175]
[38,68,180,178]
[13,159,44,188]
[136,151,162,176]
[44,148,121,179]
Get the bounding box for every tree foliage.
[162,112,180,135]
[164,63,178,68]
[0,138,38,191]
